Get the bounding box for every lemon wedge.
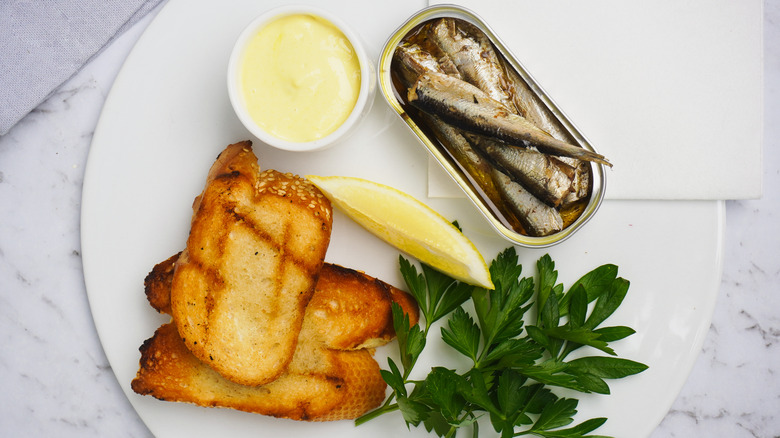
[307,175,493,289]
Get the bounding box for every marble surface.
[0,2,778,437]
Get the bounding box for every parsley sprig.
[355,247,648,437]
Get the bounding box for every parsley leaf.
[441,307,481,362]
[391,302,426,375]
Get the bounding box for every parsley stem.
[354,401,399,426]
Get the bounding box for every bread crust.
[170,141,333,386]
[143,251,179,314]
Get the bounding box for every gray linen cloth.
[0,0,166,135]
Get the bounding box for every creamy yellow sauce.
[240,14,362,143]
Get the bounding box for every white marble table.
[1,2,778,437]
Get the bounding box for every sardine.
[395,44,523,230]
[425,118,524,231]
[429,20,595,205]
[394,45,493,192]
[399,39,581,208]
[559,159,590,204]
[395,43,459,85]
[428,120,495,194]
[408,71,611,167]
[429,18,590,204]
[396,42,593,234]
[491,168,563,237]
[500,62,593,205]
[428,18,519,113]
[469,134,574,207]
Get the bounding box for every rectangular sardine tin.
[377,4,606,248]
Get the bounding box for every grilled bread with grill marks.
[146,254,419,350]
[135,255,419,421]
[170,141,333,386]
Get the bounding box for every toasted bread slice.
[304,263,419,350]
[145,254,420,348]
[131,323,386,421]
[137,255,419,420]
[170,141,333,386]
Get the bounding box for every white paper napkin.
[0,0,166,135]
[426,0,763,200]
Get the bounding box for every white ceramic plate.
[81,1,724,437]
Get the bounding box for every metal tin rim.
[377,4,606,248]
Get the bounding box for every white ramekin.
[227,5,375,152]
